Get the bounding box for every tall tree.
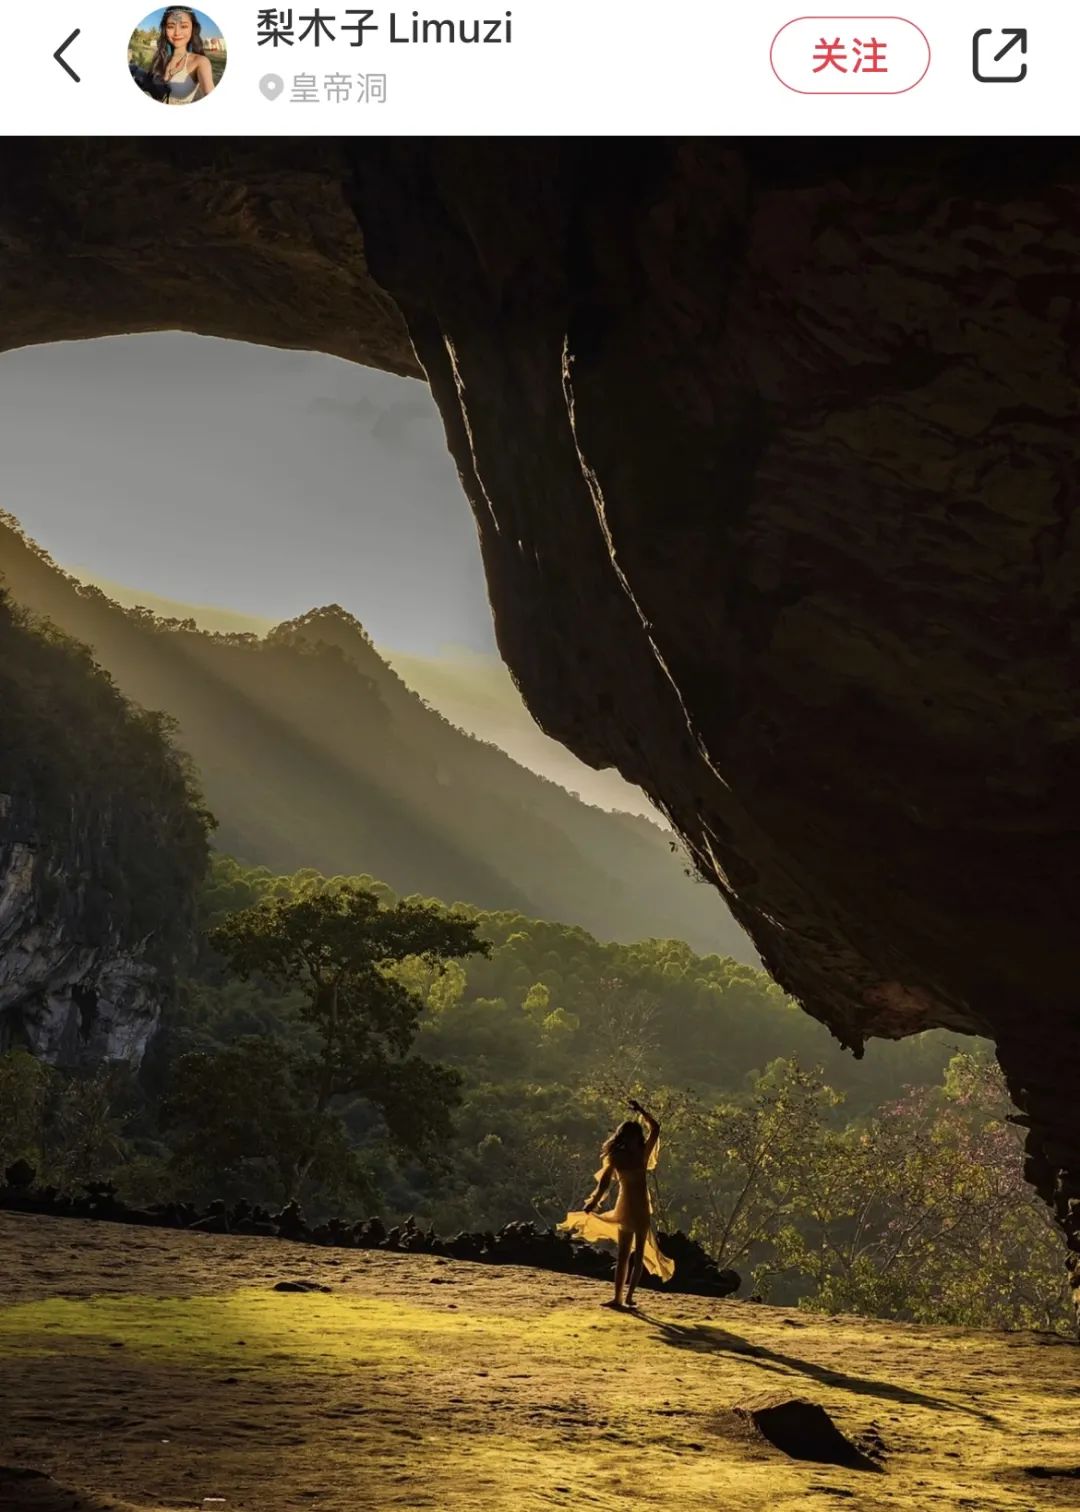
[201,885,490,1198]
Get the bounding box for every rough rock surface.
[0,797,161,1066]
[1,140,1079,1303]
[0,142,414,376]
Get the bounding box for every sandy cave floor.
[0,1212,1077,1512]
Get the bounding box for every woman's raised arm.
[628,1097,660,1130]
[629,1098,660,1159]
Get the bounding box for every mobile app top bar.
[2,4,1071,135]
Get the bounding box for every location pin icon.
[260,73,284,100]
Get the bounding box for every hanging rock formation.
[0,140,1078,1307]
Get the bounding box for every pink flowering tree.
[769,1052,1070,1331]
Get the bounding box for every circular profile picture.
[128,8,227,105]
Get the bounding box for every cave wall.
[1,138,1078,1305]
[345,141,1080,1056]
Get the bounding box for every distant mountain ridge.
[70,571,654,817]
[65,574,277,638]
[0,513,754,958]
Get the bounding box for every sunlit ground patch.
[0,1289,526,1369]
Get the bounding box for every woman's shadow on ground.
[629,1309,999,1423]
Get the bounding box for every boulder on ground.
[732,1394,881,1470]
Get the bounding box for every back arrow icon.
[54,28,81,83]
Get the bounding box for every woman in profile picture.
[148,7,216,104]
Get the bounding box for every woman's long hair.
[600,1119,645,1168]
[149,7,206,80]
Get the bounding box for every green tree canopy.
[198,885,491,1196]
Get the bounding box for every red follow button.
[770,17,930,93]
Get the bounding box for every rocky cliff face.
[0,795,162,1066]
[0,588,210,1069]
[0,139,1077,1308]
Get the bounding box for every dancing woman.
[558,1098,674,1309]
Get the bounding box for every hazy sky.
[0,334,497,655]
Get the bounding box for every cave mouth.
[3,140,1079,1321]
[0,136,1064,1040]
[3,137,1073,1045]
[1,141,1074,1043]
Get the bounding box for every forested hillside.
[380,647,654,817]
[0,589,212,1059]
[159,858,1062,1329]
[0,514,750,955]
[189,857,961,1117]
[7,854,1062,1331]
[74,574,651,816]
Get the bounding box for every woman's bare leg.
[604,1228,634,1307]
[625,1230,647,1306]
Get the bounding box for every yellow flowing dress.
[557,1137,675,1283]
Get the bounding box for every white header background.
[1,3,1074,134]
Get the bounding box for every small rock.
[273,1280,331,1294]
